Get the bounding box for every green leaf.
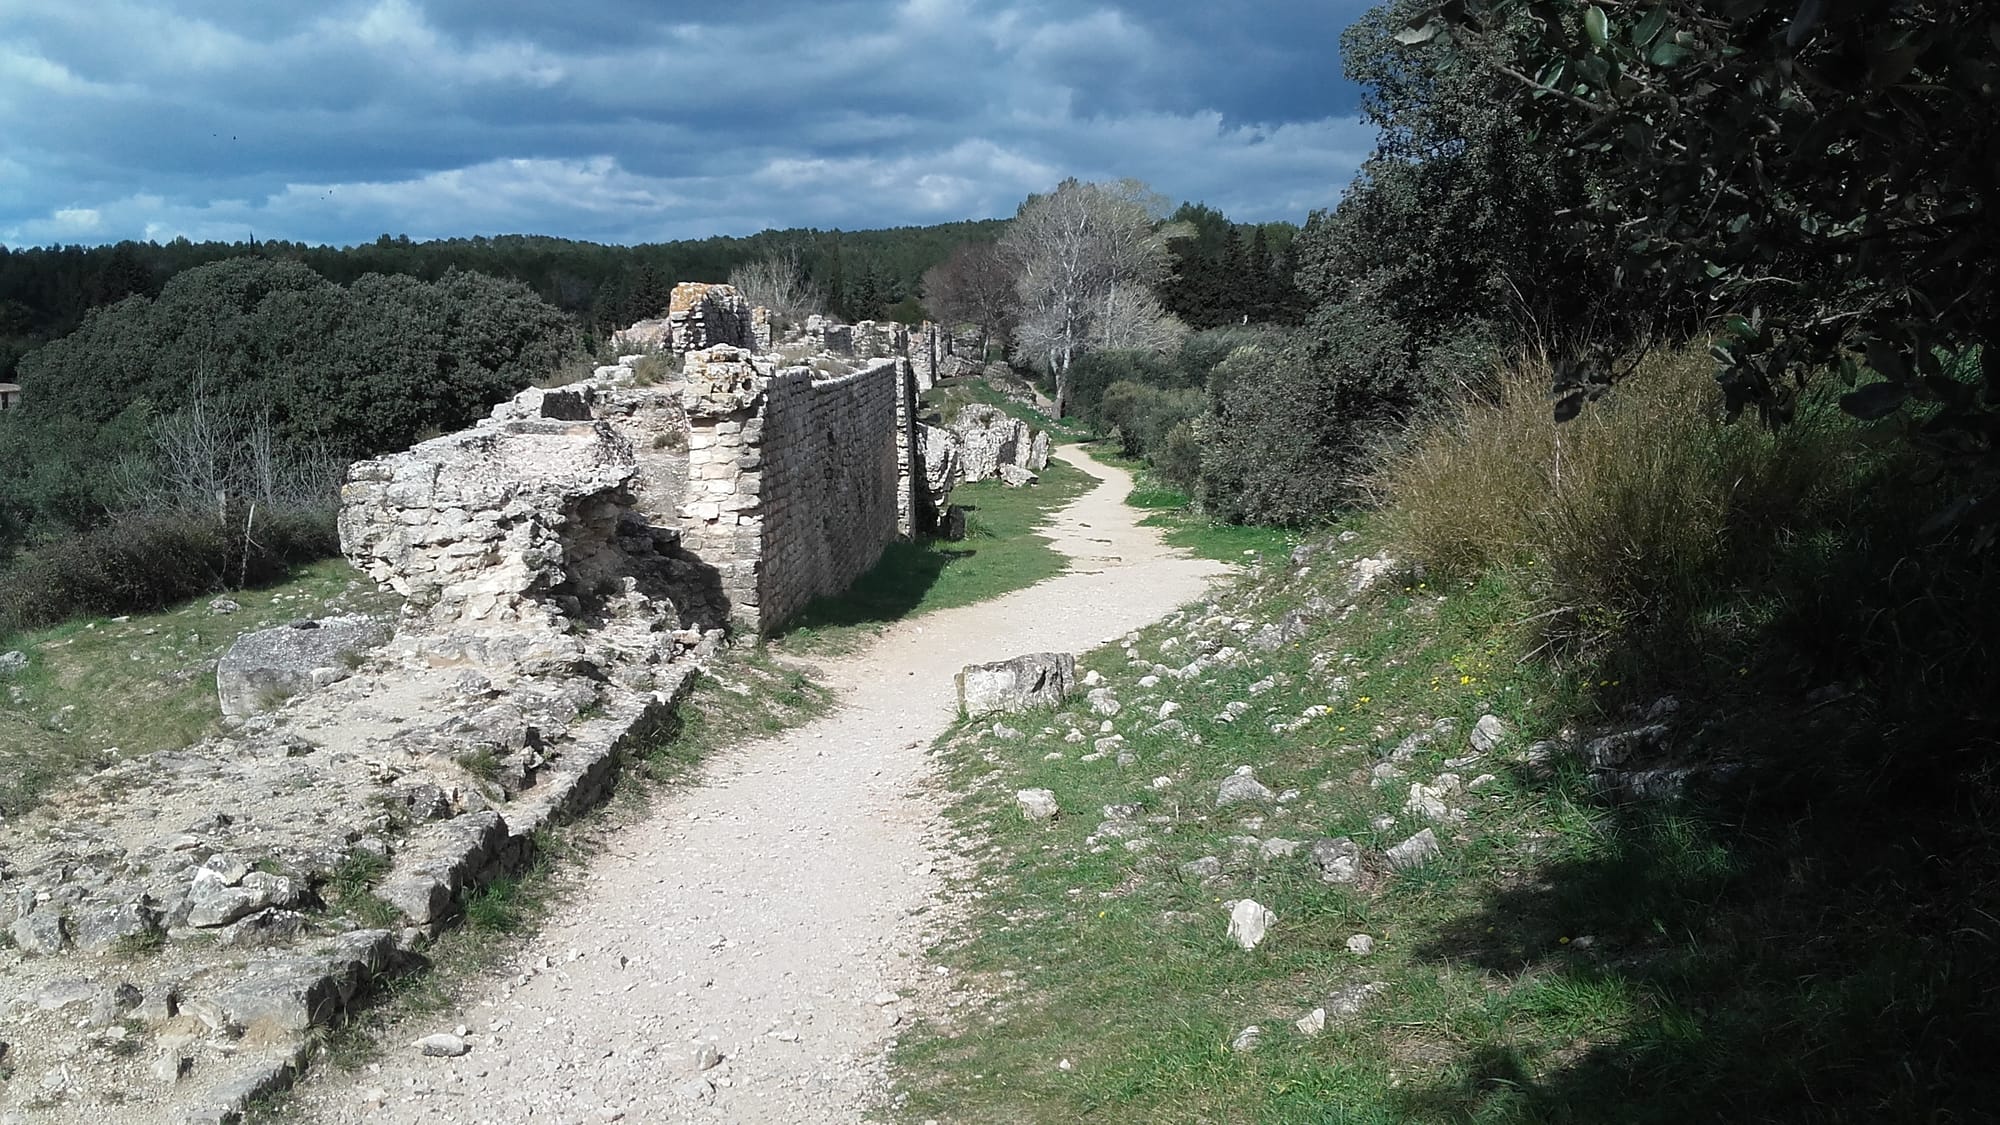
[1585,5,1610,48]
[1632,7,1669,47]
[1649,38,1690,66]
[1869,44,1920,87]
[1724,314,1754,338]
[1840,382,1908,420]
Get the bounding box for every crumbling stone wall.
[610,282,761,354]
[679,345,914,634]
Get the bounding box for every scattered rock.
[1346,934,1376,956]
[1471,714,1509,753]
[1385,828,1442,870]
[216,615,391,722]
[1294,1008,1327,1037]
[1229,1025,1263,1052]
[1087,688,1122,717]
[1325,981,1390,1017]
[415,1033,471,1058]
[71,901,162,954]
[1309,837,1363,884]
[1179,856,1223,881]
[1226,899,1276,951]
[208,597,241,615]
[9,910,69,955]
[151,1050,194,1085]
[0,650,26,675]
[1403,774,1466,825]
[1016,789,1061,822]
[1216,766,1276,809]
[693,1043,723,1071]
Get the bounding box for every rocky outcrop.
[216,615,392,722]
[948,404,1048,487]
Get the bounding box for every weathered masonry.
[343,286,957,638]
[675,345,920,633]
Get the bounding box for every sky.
[0,0,1379,248]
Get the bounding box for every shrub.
[1375,349,1867,661]
[1097,381,1204,462]
[1199,303,1420,526]
[0,502,338,637]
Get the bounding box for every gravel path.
[290,444,1224,1124]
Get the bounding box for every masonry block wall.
[679,346,911,635]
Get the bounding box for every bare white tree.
[729,251,826,322]
[1001,178,1183,416]
[149,367,235,517]
[1097,282,1190,354]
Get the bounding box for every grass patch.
[893,509,2000,1123]
[1098,447,1296,564]
[0,556,394,816]
[775,456,1094,652]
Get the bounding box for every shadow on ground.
[775,536,972,637]
[1398,536,2000,1123]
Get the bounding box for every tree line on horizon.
[0,205,1301,389]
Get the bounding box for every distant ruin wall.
[679,347,912,635]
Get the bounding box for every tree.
[921,241,1017,357]
[1001,179,1180,416]
[1414,0,2000,529]
[1096,283,1190,354]
[729,251,826,322]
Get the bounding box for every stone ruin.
[610,282,772,355]
[0,293,1057,1123]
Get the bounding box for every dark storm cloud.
[0,0,1380,247]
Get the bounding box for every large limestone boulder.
[957,652,1077,716]
[950,405,1018,482]
[217,615,391,722]
[945,405,1048,484]
[917,424,963,516]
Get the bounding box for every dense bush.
[1097,381,1205,492]
[0,259,578,556]
[0,503,338,637]
[1199,304,1426,526]
[1376,350,1870,662]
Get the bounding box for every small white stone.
[414,1033,470,1058]
[1226,899,1276,950]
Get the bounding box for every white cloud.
[0,0,1379,246]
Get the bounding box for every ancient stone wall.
[610,282,762,355]
[678,346,912,634]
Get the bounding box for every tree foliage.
[921,241,1019,354]
[1411,0,1999,530]
[1002,179,1183,416]
[0,258,576,554]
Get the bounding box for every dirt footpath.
[290,444,1225,1124]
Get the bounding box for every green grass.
[1095,448,1296,563]
[892,514,2000,1123]
[774,456,1094,651]
[0,556,394,815]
